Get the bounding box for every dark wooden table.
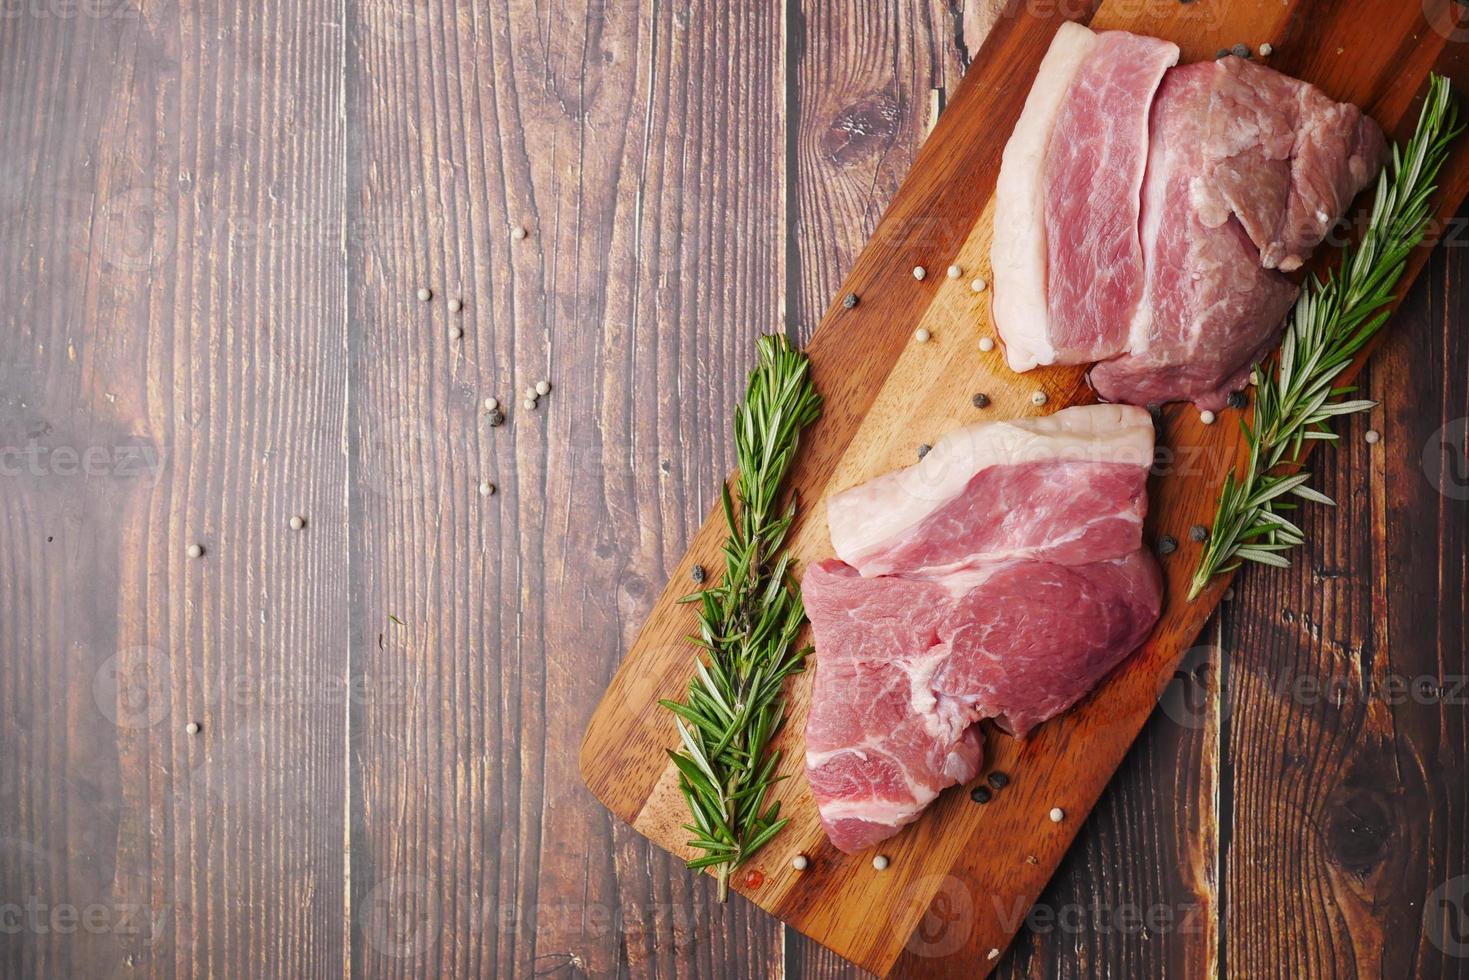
[3,2,1467,977]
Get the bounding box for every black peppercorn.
[970,785,992,804]
[691,564,706,584]
[1232,43,1251,59]
[918,444,931,459]
[1227,390,1247,409]
[1189,524,1209,542]
[971,393,990,409]
[1158,535,1178,555]
[842,292,859,309]
[487,410,506,427]
[987,771,1009,790]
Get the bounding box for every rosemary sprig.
[659,334,822,901]
[1190,75,1462,600]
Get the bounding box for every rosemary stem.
[660,335,822,899]
[1188,75,1461,601]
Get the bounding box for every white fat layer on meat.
[1127,117,1175,355]
[1191,174,1229,230]
[805,747,861,768]
[827,404,1154,568]
[884,514,1143,589]
[925,561,1006,598]
[812,798,927,827]
[907,650,941,718]
[805,746,938,820]
[907,646,979,736]
[990,21,1099,372]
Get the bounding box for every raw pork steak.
[1186,55,1386,273]
[1091,57,1386,409]
[991,24,1386,409]
[992,23,1178,372]
[803,406,1163,853]
[827,401,1154,577]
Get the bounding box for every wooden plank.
[1217,205,1469,978]
[0,2,350,978]
[991,623,1225,979]
[787,0,969,345]
[988,8,1467,979]
[785,3,968,975]
[580,1,1469,974]
[791,4,1222,977]
[345,0,788,976]
[1374,208,1469,980]
[5,3,1466,977]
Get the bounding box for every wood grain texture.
[785,4,969,974]
[788,0,969,345]
[988,624,1226,980]
[1216,210,1469,980]
[789,4,1219,976]
[345,0,789,976]
[3,0,1468,977]
[0,1,350,978]
[581,2,1469,975]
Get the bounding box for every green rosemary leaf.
[1189,74,1462,600]
[1288,483,1336,506]
[661,334,822,901]
[1244,472,1317,507]
[1259,510,1306,539]
[1234,549,1292,568]
[686,853,738,871]
[667,749,720,802]
[740,817,792,858]
[1314,398,1377,417]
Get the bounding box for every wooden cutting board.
[580,2,1469,975]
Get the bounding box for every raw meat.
[1091,59,1386,409]
[991,25,1387,409]
[1189,56,1386,273]
[827,404,1155,577]
[1089,64,1301,409]
[991,23,1178,372]
[803,406,1163,853]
